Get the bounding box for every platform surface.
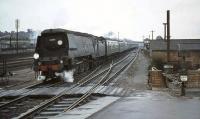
[88,90,200,119]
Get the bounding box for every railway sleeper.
[34,96,97,118]
[39,111,59,116]
[45,107,67,112]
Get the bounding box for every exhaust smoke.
[63,70,74,83]
[55,70,74,83]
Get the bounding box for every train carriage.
[95,37,106,58]
[106,38,120,56]
[119,41,127,52]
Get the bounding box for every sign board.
[164,64,173,69]
[180,75,188,82]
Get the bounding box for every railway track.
[0,78,63,97]
[0,57,33,73]
[102,50,140,96]
[0,80,62,106]
[13,50,139,119]
[0,80,67,119]
[0,64,104,113]
[0,64,102,119]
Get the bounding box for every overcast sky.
[0,0,200,41]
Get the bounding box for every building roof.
[150,39,200,51]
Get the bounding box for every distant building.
[150,39,200,69]
[134,41,143,48]
[0,29,38,49]
[155,36,164,40]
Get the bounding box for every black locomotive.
[33,29,137,81]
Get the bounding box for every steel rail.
[64,51,139,111]
[96,50,139,94]
[14,66,105,119]
[0,57,33,73]
[15,52,133,119]
[0,81,44,97]
[64,63,113,111]
[0,81,62,109]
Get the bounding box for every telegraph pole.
[15,19,19,54]
[9,34,12,48]
[151,30,154,40]
[167,10,170,62]
[163,23,167,40]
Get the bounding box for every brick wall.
[149,70,165,88]
[151,51,200,68]
[151,51,178,62]
[186,70,200,88]
[188,52,200,67]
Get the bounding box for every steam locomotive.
[33,29,138,81]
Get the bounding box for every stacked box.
[149,70,165,88]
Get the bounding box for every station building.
[150,39,200,69]
[149,39,200,89]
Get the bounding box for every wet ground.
[89,51,200,119]
[89,90,200,119]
